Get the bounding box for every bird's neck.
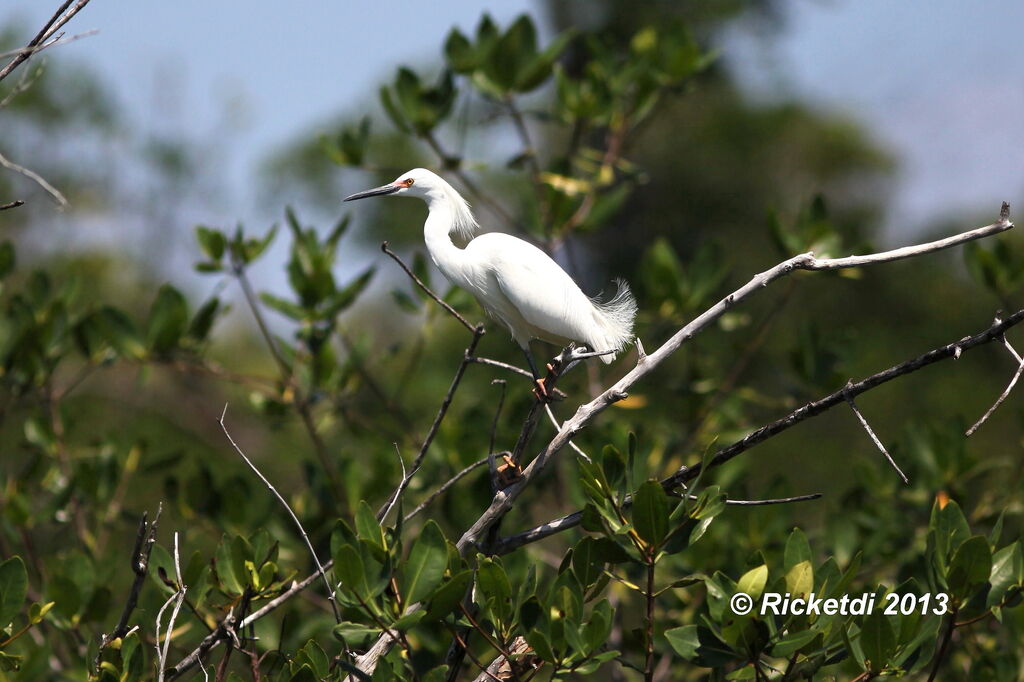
[423,204,470,282]
[422,188,478,285]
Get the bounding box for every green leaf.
[0,557,28,628]
[770,628,818,658]
[665,625,737,667]
[356,501,386,556]
[95,306,146,359]
[333,621,381,646]
[571,537,606,591]
[444,28,476,72]
[632,480,669,547]
[736,565,768,602]
[146,285,189,354]
[988,541,1022,607]
[328,266,375,316]
[195,226,226,261]
[424,569,473,621]
[947,535,992,601]
[187,297,221,341]
[402,521,447,604]
[476,557,513,626]
[785,560,813,600]
[334,544,369,601]
[784,528,812,573]
[259,292,305,321]
[859,610,896,672]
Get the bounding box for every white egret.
[344,168,637,397]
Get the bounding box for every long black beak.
[343,184,401,202]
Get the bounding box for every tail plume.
[590,278,638,364]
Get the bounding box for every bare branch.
[381,241,478,332]
[0,0,93,84]
[501,308,1024,552]
[471,636,535,682]
[844,382,909,483]
[0,29,98,61]
[467,356,568,399]
[155,532,186,682]
[403,456,490,523]
[966,321,1024,436]
[378,325,485,521]
[219,406,340,623]
[0,200,24,211]
[94,506,162,673]
[0,149,68,207]
[0,62,44,110]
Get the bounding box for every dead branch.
[155,532,186,682]
[844,382,909,483]
[219,406,340,623]
[0,0,93,83]
[0,149,68,207]
[382,241,478,332]
[377,324,485,521]
[501,307,1024,552]
[94,506,162,673]
[966,320,1024,436]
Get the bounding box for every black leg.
[521,346,541,381]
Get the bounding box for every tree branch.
[94,506,162,673]
[219,406,340,623]
[381,241,477,332]
[499,306,1024,551]
[0,0,92,84]
[377,325,485,521]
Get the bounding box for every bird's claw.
[532,377,555,403]
[495,454,523,488]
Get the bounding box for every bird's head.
[343,168,440,202]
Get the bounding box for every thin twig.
[0,0,92,83]
[844,382,909,483]
[218,405,340,623]
[0,149,68,207]
[467,356,567,398]
[94,506,162,673]
[545,403,590,462]
[378,443,408,524]
[0,29,97,61]
[403,457,490,523]
[156,532,186,682]
[966,321,1024,436]
[378,325,485,521]
[0,200,24,211]
[381,241,477,332]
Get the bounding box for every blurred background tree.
[0,1,1022,680]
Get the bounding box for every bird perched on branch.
[344,168,637,398]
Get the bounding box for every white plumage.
[344,168,637,377]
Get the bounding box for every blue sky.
[6,0,1023,240]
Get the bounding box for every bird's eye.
[403,178,415,187]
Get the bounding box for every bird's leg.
[522,348,555,403]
